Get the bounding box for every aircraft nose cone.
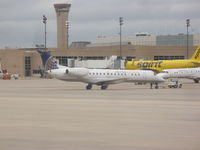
[157,75,165,82]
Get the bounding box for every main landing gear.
[86,84,108,90]
[86,84,92,90]
[101,85,108,90]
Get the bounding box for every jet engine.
[65,68,89,76]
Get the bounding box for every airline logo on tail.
[37,50,59,71]
[45,57,59,71]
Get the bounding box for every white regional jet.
[38,51,164,90]
[158,68,200,83]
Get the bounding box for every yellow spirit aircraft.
[125,46,200,72]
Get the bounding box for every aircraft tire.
[101,85,108,90]
[194,79,199,83]
[86,84,92,90]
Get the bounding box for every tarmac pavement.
[0,79,200,150]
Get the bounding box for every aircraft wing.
[94,78,128,85]
[140,68,161,74]
[192,62,200,66]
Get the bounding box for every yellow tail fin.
[191,46,200,60]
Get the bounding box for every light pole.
[186,19,190,59]
[119,17,123,59]
[43,15,47,50]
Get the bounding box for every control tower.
[54,3,71,50]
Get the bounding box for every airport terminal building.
[0,3,199,77]
[0,45,197,77]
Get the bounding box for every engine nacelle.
[65,68,89,76]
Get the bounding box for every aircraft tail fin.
[37,50,59,71]
[191,46,200,60]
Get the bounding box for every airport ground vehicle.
[168,80,182,88]
[3,73,11,80]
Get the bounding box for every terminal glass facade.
[25,56,31,76]
[55,56,68,66]
[154,56,185,60]
[156,34,193,46]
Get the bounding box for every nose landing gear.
[150,83,159,89]
[194,79,199,83]
[155,83,159,89]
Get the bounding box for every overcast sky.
[0,0,200,48]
